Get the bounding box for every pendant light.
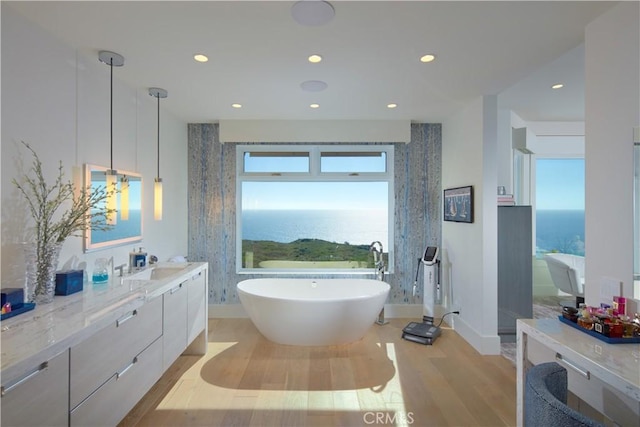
[149,87,167,221]
[99,51,124,225]
[120,175,129,220]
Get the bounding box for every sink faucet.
[114,264,127,277]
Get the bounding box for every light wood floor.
[119,318,516,427]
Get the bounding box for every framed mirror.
[84,164,142,252]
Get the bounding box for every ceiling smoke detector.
[300,80,328,92]
[291,1,335,26]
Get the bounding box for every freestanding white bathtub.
[237,278,390,346]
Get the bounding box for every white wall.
[526,121,585,158]
[496,109,512,194]
[442,96,500,355]
[219,120,411,143]
[584,2,640,303]
[1,6,189,288]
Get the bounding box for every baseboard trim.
[208,304,424,319]
[451,316,501,355]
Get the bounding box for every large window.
[236,145,394,273]
[535,158,585,256]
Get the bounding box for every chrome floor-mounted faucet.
[370,241,388,325]
[369,241,385,281]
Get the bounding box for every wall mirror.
[84,164,142,252]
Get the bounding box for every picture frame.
[444,186,474,223]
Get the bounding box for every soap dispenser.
[131,247,147,269]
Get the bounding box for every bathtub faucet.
[370,241,388,325]
[369,241,385,281]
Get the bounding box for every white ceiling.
[5,1,616,123]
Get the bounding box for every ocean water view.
[91,209,142,244]
[242,209,584,256]
[536,209,585,256]
[242,209,389,248]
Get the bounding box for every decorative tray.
[558,316,640,344]
[1,303,36,321]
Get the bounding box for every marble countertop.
[0,262,208,383]
[518,318,640,401]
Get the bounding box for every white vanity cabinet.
[162,279,188,369]
[0,350,69,427]
[187,269,207,350]
[517,319,640,426]
[163,269,208,368]
[1,262,208,427]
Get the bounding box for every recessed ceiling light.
[310,103,320,109]
[232,103,242,109]
[551,83,564,89]
[194,54,208,63]
[420,54,436,63]
[291,1,335,26]
[300,80,328,92]
[387,103,398,109]
[308,54,323,63]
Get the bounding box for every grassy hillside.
[242,238,375,268]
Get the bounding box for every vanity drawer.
[70,296,162,409]
[70,336,163,427]
[1,350,69,427]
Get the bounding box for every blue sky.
[242,182,387,210]
[536,158,585,210]
[92,180,142,210]
[243,156,585,211]
[242,152,388,210]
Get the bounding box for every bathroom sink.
[125,264,191,281]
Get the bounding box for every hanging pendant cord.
[157,95,160,179]
[109,57,114,171]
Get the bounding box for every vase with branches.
[13,141,116,303]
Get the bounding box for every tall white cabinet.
[497,206,533,341]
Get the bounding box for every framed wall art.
[444,186,473,223]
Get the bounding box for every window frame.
[236,144,395,275]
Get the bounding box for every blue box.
[55,270,84,296]
[1,288,24,306]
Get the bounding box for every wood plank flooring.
[119,318,516,427]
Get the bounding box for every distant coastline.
[242,208,585,257]
[242,209,388,248]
